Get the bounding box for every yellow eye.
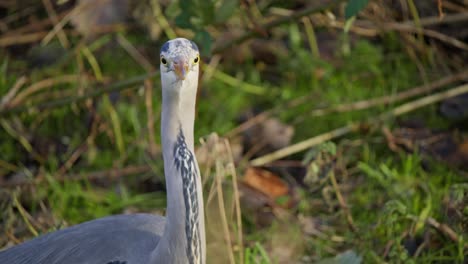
[161,57,167,65]
[193,55,200,64]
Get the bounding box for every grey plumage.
[0,38,206,264]
[0,214,164,264]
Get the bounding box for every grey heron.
[0,38,206,264]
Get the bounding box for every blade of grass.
[41,0,69,48]
[0,118,44,163]
[151,0,176,39]
[206,65,266,95]
[255,242,271,263]
[215,159,236,264]
[81,46,103,81]
[406,0,423,43]
[302,16,320,58]
[13,194,38,237]
[102,96,124,156]
[225,139,244,264]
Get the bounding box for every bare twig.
[224,139,244,264]
[117,34,156,72]
[378,83,468,120]
[329,170,357,232]
[0,165,152,188]
[56,115,99,177]
[0,5,39,25]
[408,12,468,27]
[426,217,465,246]
[0,72,158,116]
[251,83,468,166]
[251,124,357,166]
[229,70,468,139]
[442,1,468,13]
[201,55,221,83]
[241,0,268,37]
[0,76,27,110]
[5,11,67,35]
[212,0,345,54]
[0,0,16,8]
[150,0,176,39]
[41,0,94,46]
[0,31,49,46]
[56,145,88,177]
[8,75,82,108]
[404,214,466,247]
[226,93,314,138]
[0,25,128,47]
[215,159,236,264]
[437,0,444,19]
[5,231,21,245]
[327,17,468,50]
[13,195,39,237]
[305,69,468,117]
[226,111,270,139]
[42,0,69,48]
[394,25,468,50]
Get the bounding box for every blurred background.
[0,0,467,263]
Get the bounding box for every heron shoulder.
[0,213,166,264]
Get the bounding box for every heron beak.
[173,57,189,80]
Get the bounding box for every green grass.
[244,242,271,264]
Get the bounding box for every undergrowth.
[0,22,466,264]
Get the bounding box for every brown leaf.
[242,167,289,199]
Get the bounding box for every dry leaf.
[242,167,289,199]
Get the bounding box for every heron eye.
[193,55,199,64]
[161,57,167,65]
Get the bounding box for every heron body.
[0,38,206,264]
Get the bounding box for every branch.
[0,165,152,187]
[0,72,158,116]
[308,69,468,117]
[211,0,346,54]
[250,82,468,166]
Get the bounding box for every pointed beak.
[173,57,189,80]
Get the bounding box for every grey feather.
[0,214,164,264]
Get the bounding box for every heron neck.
[179,82,197,150]
[152,83,205,264]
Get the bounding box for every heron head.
[160,38,200,89]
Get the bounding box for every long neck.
[151,80,205,264]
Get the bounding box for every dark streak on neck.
[173,128,202,264]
